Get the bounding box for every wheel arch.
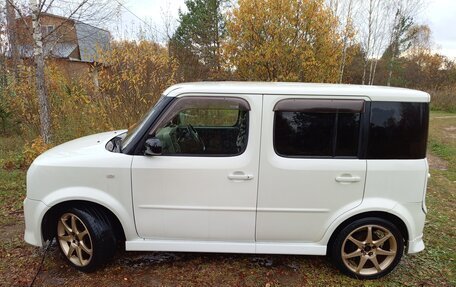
[326,211,408,256]
[42,200,126,243]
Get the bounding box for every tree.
[342,44,365,84]
[385,10,414,86]
[6,0,115,143]
[358,0,387,85]
[408,24,432,56]
[5,0,19,79]
[328,0,357,83]
[98,40,178,128]
[225,0,345,82]
[384,0,423,86]
[170,0,227,81]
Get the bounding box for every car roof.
[163,81,430,102]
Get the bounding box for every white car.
[24,82,430,279]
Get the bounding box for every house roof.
[74,22,110,62]
[12,13,110,63]
[13,42,78,58]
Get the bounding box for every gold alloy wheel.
[57,213,93,267]
[341,224,397,276]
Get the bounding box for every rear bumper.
[23,197,47,247]
[407,234,425,254]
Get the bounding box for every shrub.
[2,40,178,166]
[429,86,456,113]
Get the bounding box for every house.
[13,13,110,85]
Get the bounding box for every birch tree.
[359,0,384,85]
[6,0,115,143]
[5,0,19,79]
[328,0,356,83]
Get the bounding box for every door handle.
[228,173,254,181]
[335,175,361,183]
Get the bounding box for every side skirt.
[126,239,326,255]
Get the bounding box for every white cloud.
[425,0,456,58]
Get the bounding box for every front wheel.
[56,206,117,272]
[330,217,404,279]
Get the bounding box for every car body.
[24,82,430,278]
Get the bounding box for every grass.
[0,111,455,286]
[429,88,456,113]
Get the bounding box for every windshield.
[121,96,166,150]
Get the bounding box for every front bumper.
[23,197,47,247]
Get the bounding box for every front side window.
[150,97,250,156]
[274,99,363,158]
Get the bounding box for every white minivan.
[24,82,430,279]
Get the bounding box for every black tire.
[330,217,404,279]
[55,206,117,272]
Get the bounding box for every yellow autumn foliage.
[22,137,51,167]
[224,0,346,82]
[97,41,178,130]
[3,40,178,148]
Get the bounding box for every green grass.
[0,136,26,225]
[0,111,454,286]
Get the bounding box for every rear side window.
[274,99,364,157]
[367,102,429,159]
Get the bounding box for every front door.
[132,95,262,242]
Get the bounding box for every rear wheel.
[331,217,404,279]
[56,206,117,272]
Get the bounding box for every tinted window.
[274,99,362,157]
[367,102,429,159]
[336,113,360,156]
[275,112,335,156]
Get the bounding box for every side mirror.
[144,138,162,156]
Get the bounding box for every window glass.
[179,109,239,127]
[151,97,249,156]
[336,113,360,156]
[367,102,428,159]
[275,112,335,156]
[274,99,362,158]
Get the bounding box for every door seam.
[254,94,265,246]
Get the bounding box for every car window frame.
[144,95,251,157]
[272,98,366,159]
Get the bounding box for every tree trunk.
[361,60,367,85]
[387,43,396,86]
[338,0,353,84]
[387,57,394,86]
[368,56,375,85]
[6,0,19,80]
[370,58,378,85]
[31,0,52,143]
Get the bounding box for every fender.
[41,187,138,241]
[319,197,420,246]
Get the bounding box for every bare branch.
[6,0,32,31]
[42,0,88,41]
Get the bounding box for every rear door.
[256,96,368,243]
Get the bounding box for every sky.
[117,0,456,59]
[426,0,456,58]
